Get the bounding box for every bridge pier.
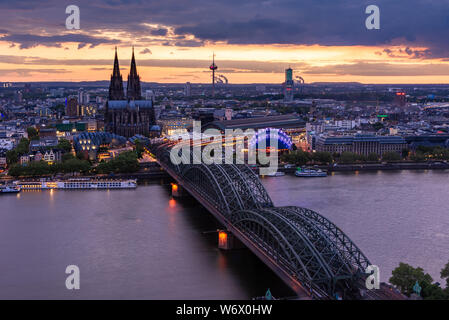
[218,230,234,250]
[171,183,187,198]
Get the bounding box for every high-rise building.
[66,97,79,117]
[209,54,218,96]
[283,67,294,102]
[184,82,191,97]
[394,91,406,107]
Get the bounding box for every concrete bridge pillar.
[218,230,234,250]
[171,183,186,198]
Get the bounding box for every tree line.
[390,261,449,300]
[280,149,405,166]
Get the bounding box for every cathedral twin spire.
[108,47,141,100]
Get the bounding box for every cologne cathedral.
[105,47,155,137]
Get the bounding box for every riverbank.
[2,161,448,182]
[278,161,449,173]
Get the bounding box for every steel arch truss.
[181,163,273,216]
[151,142,372,299]
[229,206,371,297]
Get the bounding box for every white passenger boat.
[295,168,327,177]
[0,184,21,194]
[17,178,137,190]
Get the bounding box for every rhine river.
[1,170,448,299]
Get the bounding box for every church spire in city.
[108,46,125,100]
[127,46,142,100]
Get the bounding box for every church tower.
[108,47,125,100]
[126,47,142,100]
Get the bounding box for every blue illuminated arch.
[249,128,293,150]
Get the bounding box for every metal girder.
[151,141,371,299]
[282,206,371,272]
[233,164,273,208]
[229,208,332,295]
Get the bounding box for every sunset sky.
[2,0,449,84]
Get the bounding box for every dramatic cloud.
[0,54,305,73]
[303,62,449,77]
[139,48,152,54]
[0,68,68,76]
[0,33,120,49]
[0,0,449,58]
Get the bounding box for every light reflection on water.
[0,180,292,299]
[1,170,447,299]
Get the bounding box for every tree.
[62,153,75,162]
[57,138,72,153]
[441,261,449,289]
[401,148,410,159]
[134,139,144,159]
[8,161,53,177]
[372,122,384,131]
[15,138,30,155]
[61,158,91,174]
[6,149,18,165]
[27,127,39,140]
[280,150,311,166]
[411,151,426,162]
[431,147,449,160]
[367,152,379,162]
[312,151,333,164]
[389,262,433,297]
[382,151,401,161]
[340,152,358,164]
[95,151,139,174]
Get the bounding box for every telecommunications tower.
[209,53,218,96]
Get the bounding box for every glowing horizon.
[3,42,449,84]
[3,1,449,84]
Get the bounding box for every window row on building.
[315,134,407,156]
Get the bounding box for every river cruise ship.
[0,184,21,194]
[295,167,327,177]
[18,178,137,190]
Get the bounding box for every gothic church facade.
[105,48,155,137]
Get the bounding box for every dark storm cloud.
[0,33,120,49]
[150,28,168,36]
[1,0,449,58]
[0,54,305,73]
[176,18,305,44]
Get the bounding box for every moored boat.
[295,167,327,177]
[0,184,21,194]
[261,171,285,177]
[17,178,137,190]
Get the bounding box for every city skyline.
[2,1,449,84]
